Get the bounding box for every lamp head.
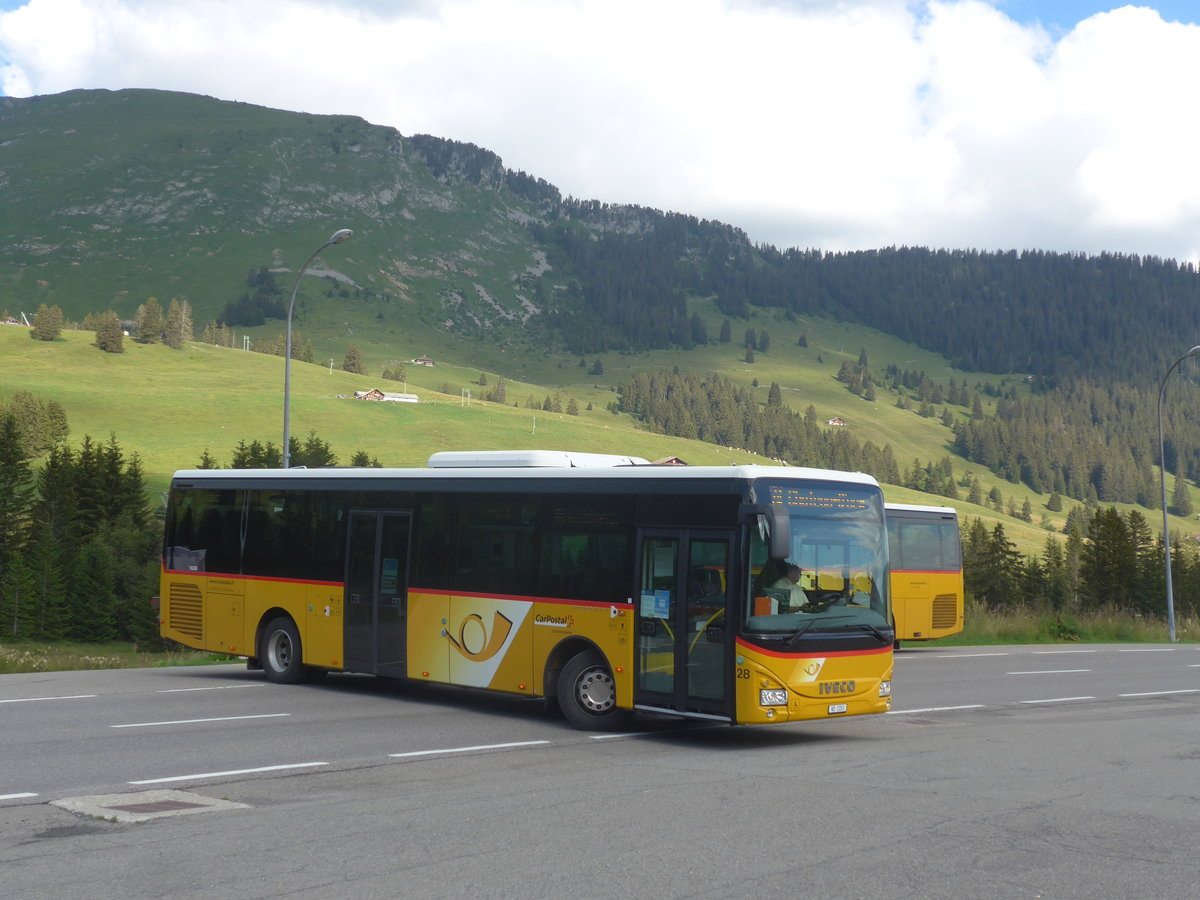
[329,228,353,245]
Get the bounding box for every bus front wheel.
[260,616,321,685]
[557,649,633,730]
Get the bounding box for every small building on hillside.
[354,389,418,403]
[826,417,846,427]
[411,356,435,367]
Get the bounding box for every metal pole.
[1157,345,1200,642]
[283,228,352,468]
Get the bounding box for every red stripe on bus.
[408,588,632,609]
[159,569,633,609]
[160,568,343,588]
[736,637,892,660]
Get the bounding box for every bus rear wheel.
[260,616,323,684]
[557,649,633,730]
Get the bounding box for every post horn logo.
[444,611,514,662]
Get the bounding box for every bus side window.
[412,498,454,590]
[168,488,237,574]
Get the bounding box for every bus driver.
[771,563,810,611]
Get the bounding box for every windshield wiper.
[822,620,893,643]
[782,615,892,646]
[782,614,854,647]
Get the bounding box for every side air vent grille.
[168,582,204,640]
[931,595,959,630]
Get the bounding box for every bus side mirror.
[740,503,791,560]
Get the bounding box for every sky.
[2,0,1200,262]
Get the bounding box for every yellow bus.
[160,451,893,729]
[885,503,964,642]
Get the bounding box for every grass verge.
[921,600,1199,646]
[0,642,239,675]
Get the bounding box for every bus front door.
[634,529,734,721]
[344,511,411,676]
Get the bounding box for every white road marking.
[1119,689,1200,698]
[389,740,550,758]
[156,685,264,693]
[111,713,291,729]
[1033,649,1096,654]
[1007,669,1090,675]
[1019,696,1095,704]
[0,694,96,704]
[0,793,38,800]
[886,705,985,714]
[940,653,1008,658]
[130,762,328,785]
[1118,648,1175,653]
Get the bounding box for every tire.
[556,649,633,730]
[260,616,314,684]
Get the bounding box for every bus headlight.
[878,680,892,698]
[760,688,788,707]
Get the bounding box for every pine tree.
[966,476,983,505]
[486,377,507,404]
[30,303,63,341]
[164,298,193,349]
[1171,473,1193,517]
[0,414,34,635]
[95,311,124,354]
[0,553,36,640]
[342,345,366,375]
[1079,507,1134,610]
[134,298,164,344]
[26,519,67,640]
[294,431,337,468]
[719,320,732,343]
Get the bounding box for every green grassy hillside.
[5,318,1196,558]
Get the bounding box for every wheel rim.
[575,666,615,714]
[267,630,292,672]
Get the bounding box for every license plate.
[828,703,848,714]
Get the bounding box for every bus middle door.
[634,529,734,721]
[344,510,412,676]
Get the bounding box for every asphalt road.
[2,644,1198,899]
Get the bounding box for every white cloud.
[2,0,1199,262]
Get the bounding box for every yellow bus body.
[891,569,964,640]
[162,572,893,724]
[885,503,964,642]
[162,458,895,728]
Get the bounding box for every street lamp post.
[283,228,353,469]
[1156,344,1200,643]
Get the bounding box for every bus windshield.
[745,482,888,635]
